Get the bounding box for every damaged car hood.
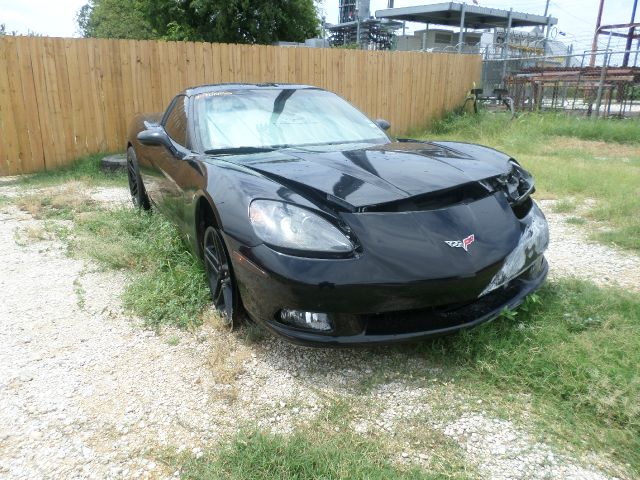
[212,141,512,208]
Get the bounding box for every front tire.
[203,225,240,330]
[127,146,151,210]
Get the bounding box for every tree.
[76,0,155,39]
[76,0,319,44]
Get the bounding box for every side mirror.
[375,118,391,131]
[137,128,173,149]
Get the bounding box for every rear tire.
[127,146,151,210]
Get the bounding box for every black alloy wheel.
[127,147,151,210]
[203,225,238,330]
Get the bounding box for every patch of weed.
[13,223,53,245]
[11,153,126,188]
[73,278,86,310]
[16,183,98,220]
[426,112,640,146]
[162,430,458,480]
[553,199,577,213]
[565,216,586,225]
[206,337,249,385]
[70,208,210,329]
[417,279,640,474]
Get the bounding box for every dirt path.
[0,187,633,479]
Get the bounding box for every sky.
[0,0,635,53]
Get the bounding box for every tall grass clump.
[15,153,126,187]
[426,112,640,146]
[71,208,210,329]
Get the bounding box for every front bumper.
[247,257,546,346]
[226,197,549,346]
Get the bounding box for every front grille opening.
[361,182,491,213]
[364,282,521,336]
[512,196,533,219]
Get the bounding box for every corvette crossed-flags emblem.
[444,234,475,252]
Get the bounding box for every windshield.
[194,88,389,152]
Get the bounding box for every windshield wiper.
[204,146,275,155]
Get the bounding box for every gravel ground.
[0,184,634,480]
[540,199,640,293]
[442,415,612,480]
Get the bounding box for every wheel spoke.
[203,227,235,329]
[221,279,234,322]
[204,245,221,276]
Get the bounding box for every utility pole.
[623,0,638,66]
[356,7,360,48]
[594,31,612,118]
[501,8,513,85]
[542,0,551,56]
[590,0,606,66]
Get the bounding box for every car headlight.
[249,200,353,254]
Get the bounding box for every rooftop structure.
[376,2,557,54]
[375,3,557,29]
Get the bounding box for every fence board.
[5,37,32,173]
[0,40,20,175]
[16,37,44,172]
[0,37,481,175]
[64,39,86,157]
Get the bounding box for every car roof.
[184,83,318,97]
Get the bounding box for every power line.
[548,1,595,26]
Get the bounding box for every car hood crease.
[216,142,510,208]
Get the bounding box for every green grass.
[424,111,640,146]
[6,159,209,330]
[164,417,474,480]
[418,113,640,251]
[8,152,126,187]
[168,431,429,480]
[161,398,473,479]
[415,279,640,475]
[69,207,210,329]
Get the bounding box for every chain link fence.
[480,47,640,117]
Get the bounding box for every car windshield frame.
[191,87,390,154]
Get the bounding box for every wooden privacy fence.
[0,36,481,175]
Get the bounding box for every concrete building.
[395,28,482,53]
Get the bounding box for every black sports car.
[127,83,548,346]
